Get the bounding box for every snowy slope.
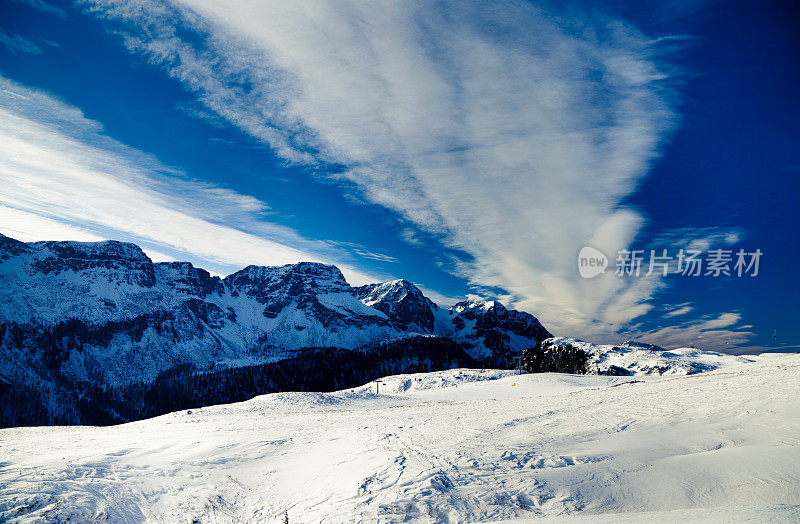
[1,354,797,522]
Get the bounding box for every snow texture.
[1,354,798,522]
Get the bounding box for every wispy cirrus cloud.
[9,0,66,18]
[83,0,686,337]
[0,27,44,55]
[604,229,755,347]
[664,303,693,317]
[0,76,388,286]
[635,312,755,350]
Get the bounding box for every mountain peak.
[0,233,30,261]
[224,261,350,305]
[155,261,223,296]
[622,340,666,352]
[451,299,506,315]
[231,261,346,283]
[356,279,437,332]
[34,238,151,263]
[3,237,157,288]
[359,279,425,304]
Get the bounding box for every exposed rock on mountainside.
[3,234,750,428]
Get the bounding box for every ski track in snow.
[1,358,799,523]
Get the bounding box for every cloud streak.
[0,28,44,55]
[0,76,387,286]
[84,0,685,335]
[9,0,66,18]
[635,312,755,350]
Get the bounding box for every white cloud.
[0,76,388,287]
[399,228,423,247]
[0,205,103,242]
[652,226,744,253]
[632,312,755,351]
[83,0,682,336]
[74,1,758,349]
[664,304,693,317]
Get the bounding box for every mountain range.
[0,233,552,425]
[1,233,754,428]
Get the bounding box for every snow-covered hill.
[523,337,757,376]
[1,354,797,522]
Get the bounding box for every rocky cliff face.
[0,234,553,391]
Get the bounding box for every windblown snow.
[1,354,798,523]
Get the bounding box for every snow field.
[1,354,798,523]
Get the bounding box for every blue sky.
[0,0,797,353]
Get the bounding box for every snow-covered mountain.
[449,299,553,362]
[356,279,441,333]
[0,234,554,424]
[2,233,759,428]
[0,234,551,381]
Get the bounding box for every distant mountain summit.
[356,279,439,332]
[449,299,552,362]
[0,234,553,425]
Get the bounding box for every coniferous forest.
[0,327,480,427]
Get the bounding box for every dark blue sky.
[628,0,800,350]
[0,0,797,352]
